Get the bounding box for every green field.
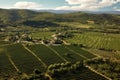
[59,22,94,28]
[5,44,44,74]
[65,45,96,59]
[65,32,120,51]
[0,47,16,77]
[50,45,87,62]
[0,9,120,80]
[31,31,54,39]
[0,44,97,76]
[27,44,64,65]
[86,49,120,60]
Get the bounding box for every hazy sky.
[0,0,120,11]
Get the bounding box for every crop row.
[27,44,64,65]
[50,45,86,62]
[66,32,120,50]
[5,44,43,74]
[65,45,96,59]
[0,47,16,76]
[0,44,97,75]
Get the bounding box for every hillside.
[0,9,120,28]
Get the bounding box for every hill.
[0,9,120,28]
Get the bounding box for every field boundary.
[45,45,68,62]
[22,44,47,67]
[6,54,19,72]
[83,48,101,57]
[45,73,53,80]
[64,46,88,60]
[85,65,112,80]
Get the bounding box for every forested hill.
[0,9,120,27]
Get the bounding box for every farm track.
[27,44,65,65]
[45,45,68,62]
[64,46,88,60]
[85,65,112,80]
[0,43,16,47]
[6,54,19,72]
[22,44,47,67]
[45,73,53,80]
[82,48,101,57]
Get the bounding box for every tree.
[33,69,41,75]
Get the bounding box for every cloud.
[14,1,41,9]
[56,0,120,11]
[0,1,42,9]
[65,0,97,5]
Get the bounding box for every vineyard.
[0,43,109,79]
[0,31,120,79]
[5,44,43,74]
[0,46,16,78]
[27,44,64,65]
[66,32,120,51]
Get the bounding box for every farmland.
[0,46,16,78]
[65,32,120,51]
[5,44,44,74]
[0,43,107,79]
[65,45,96,59]
[0,28,120,80]
[31,31,54,39]
[54,67,106,80]
[27,44,64,65]
[0,9,120,80]
[50,45,86,62]
[0,27,120,80]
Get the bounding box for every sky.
[0,0,120,11]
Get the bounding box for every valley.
[0,9,120,80]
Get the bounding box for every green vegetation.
[86,49,120,60]
[50,45,86,62]
[0,9,120,29]
[5,44,44,74]
[58,22,94,28]
[86,58,120,80]
[27,44,64,65]
[65,45,96,59]
[66,32,120,51]
[0,47,16,77]
[0,9,120,80]
[53,67,106,80]
[31,31,54,39]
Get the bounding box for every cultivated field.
[66,32,120,51]
[0,43,101,78]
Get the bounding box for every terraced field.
[65,32,120,51]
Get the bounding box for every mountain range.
[34,10,120,14]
